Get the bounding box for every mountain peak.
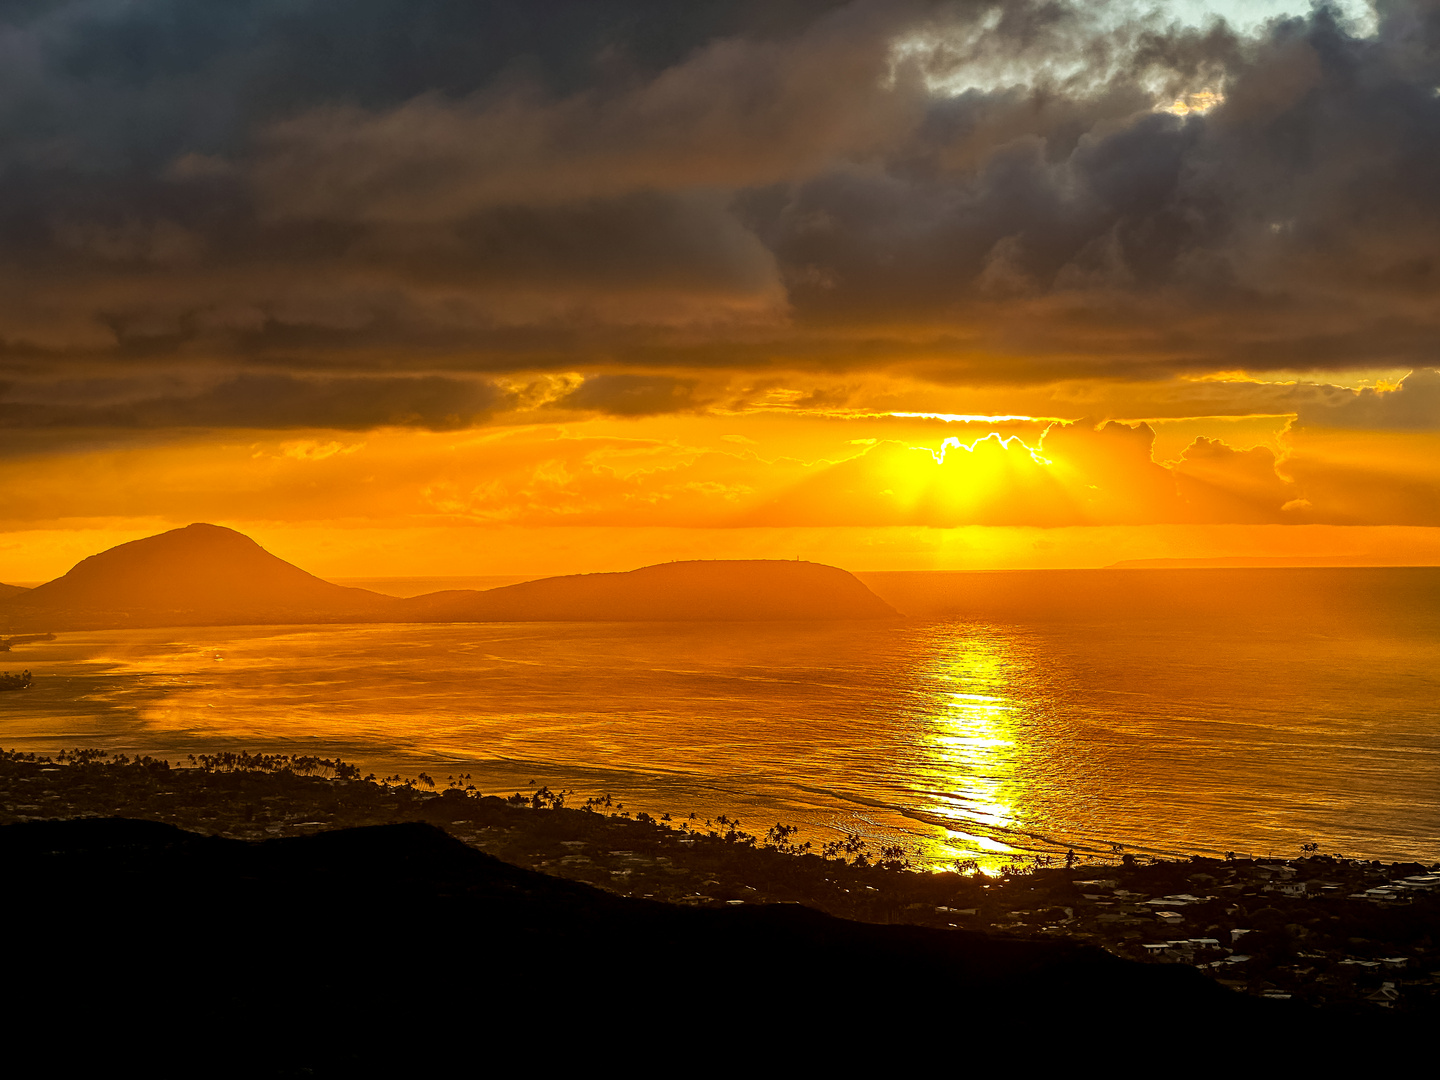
[6,524,393,629]
[2,525,894,629]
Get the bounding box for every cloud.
[6,407,1439,531]
[740,420,1300,527]
[1269,423,1440,525]
[555,374,711,416]
[1,1,1440,437]
[249,5,918,222]
[1293,367,1440,429]
[0,373,512,431]
[1282,459,1440,526]
[1172,436,1296,523]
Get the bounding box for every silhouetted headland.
[0,523,895,631]
[0,523,395,630]
[397,559,898,622]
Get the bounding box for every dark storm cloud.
[556,374,710,415]
[1293,367,1440,429]
[5,0,1440,429]
[0,373,511,430]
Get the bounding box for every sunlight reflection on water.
[920,630,1025,868]
[2,614,1438,871]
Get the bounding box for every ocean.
[2,568,1437,871]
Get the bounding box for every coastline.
[3,747,1436,1025]
[7,613,1439,872]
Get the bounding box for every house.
[1361,886,1410,903]
[1264,879,1298,896]
[1365,982,1400,1007]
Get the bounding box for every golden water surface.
[4,606,1437,871]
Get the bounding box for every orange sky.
[4,389,1440,580]
[3,2,1440,582]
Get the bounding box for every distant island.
[1106,556,1412,569]
[395,559,898,622]
[0,523,897,632]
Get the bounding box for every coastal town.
[991,855,1440,1014]
[3,747,1436,1021]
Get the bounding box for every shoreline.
[3,746,1436,1022]
[6,619,1438,874]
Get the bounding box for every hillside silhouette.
[0,525,895,630]
[0,583,26,601]
[0,523,398,630]
[2,816,1361,1072]
[399,559,898,621]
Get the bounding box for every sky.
[3,0,1440,580]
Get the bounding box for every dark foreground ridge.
[0,816,1363,1075]
[0,752,1425,1071]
